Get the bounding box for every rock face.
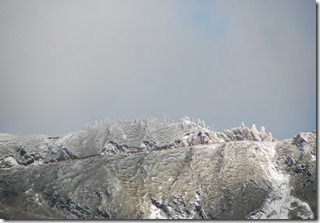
[0,118,316,220]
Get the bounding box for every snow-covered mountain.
[0,118,316,219]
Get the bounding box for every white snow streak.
[148,204,167,219]
[250,142,314,219]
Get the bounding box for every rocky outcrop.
[0,119,273,168]
[0,119,315,220]
[0,118,211,167]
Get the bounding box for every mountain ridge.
[0,117,316,219]
[0,117,275,168]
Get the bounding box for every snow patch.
[250,142,314,219]
[25,187,32,194]
[310,154,316,162]
[148,204,167,219]
[3,156,20,167]
[34,193,43,207]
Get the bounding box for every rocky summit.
[0,117,316,220]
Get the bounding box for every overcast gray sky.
[0,0,316,139]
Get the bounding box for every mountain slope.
[0,118,316,219]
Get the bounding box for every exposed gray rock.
[0,119,275,168]
[0,119,315,220]
[0,118,214,165]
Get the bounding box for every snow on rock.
[219,123,274,142]
[148,203,168,219]
[249,134,316,220]
[0,118,316,220]
[0,118,214,166]
[249,142,291,219]
[0,156,20,168]
[0,119,276,169]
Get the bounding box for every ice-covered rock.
[0,120,275,168]
[0,118,315,220]
[0,118,214,165]
[216,123,274,142]
[0,156,20,168]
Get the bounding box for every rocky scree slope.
[0,118,316,219]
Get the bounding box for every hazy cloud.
[0,0,316,139]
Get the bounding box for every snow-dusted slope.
[0,118,274,168]
[249,141,314,219]
[0,118,316,220]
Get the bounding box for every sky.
[0,0,316,139]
